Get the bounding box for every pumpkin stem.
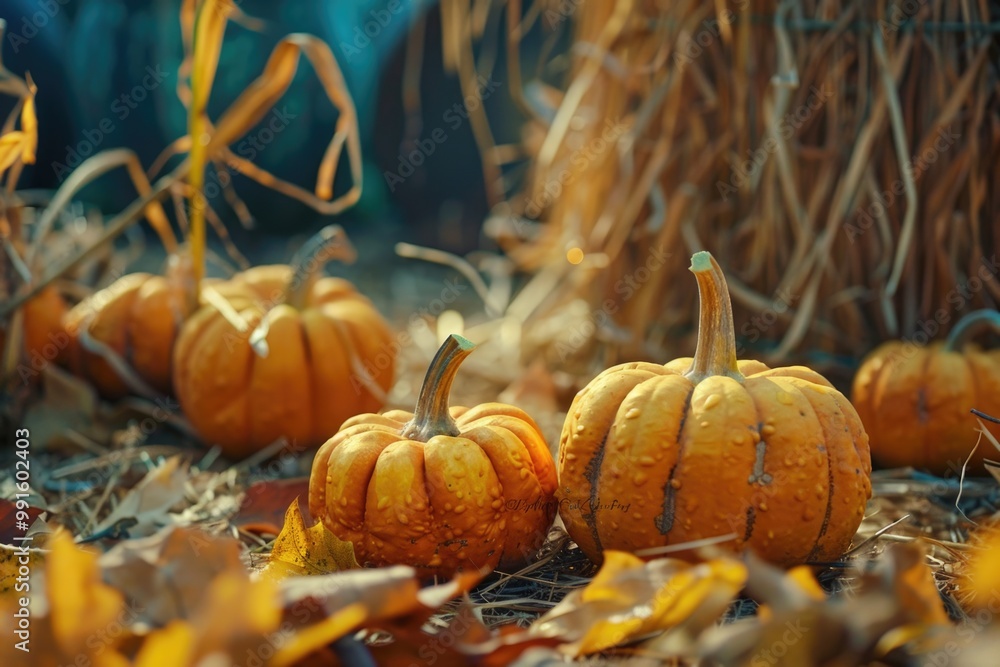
[401,334,477,442]
[285,225,357,309]
[684,251,745,383]
[943,309,1000,352]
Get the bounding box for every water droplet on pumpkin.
[733,433,746,446]
[397,514,409,525]
[576,424,586,433]
[703,394,722,410]
[454,505,467,514]
[638,456,656,467]
[670,479,682,489]
[456,491,465,499]
[492,499,503,510]
[759,502,768,511]
[776,391,794,406]
[762,424,776,436]
[625,408,641,419]
[633,472,647,485]
[699,420,710,428]
[377,496,390,510]
[565,453,577,461]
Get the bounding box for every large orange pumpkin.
[558,251,872,567]
[851,309,1000,474]
[173,226,394,459]
[61,253,194,399]
[308,334,558,577]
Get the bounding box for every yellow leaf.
[272,602,367,667]
[19,92,36,164]
[0,132,25,175]
[47,531,126,652]
[260,498,359,580]
[531,550,747,656]
[964,522,1000,612]
[134,621,196,667]
[0,543,43,598]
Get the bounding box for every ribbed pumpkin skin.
[173,265,394,459]
[852,342,1000,473]
[62,273,186,398]
[308,403,557,577]
[558,357,872,567]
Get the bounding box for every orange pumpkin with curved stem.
[173,226,394,459]
[60,252,195,399]
[851,309,1000,474]
[557,251,872,567]
[308,334,558,577]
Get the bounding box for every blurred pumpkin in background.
[173,225,394,459]
[852,309,1000,474]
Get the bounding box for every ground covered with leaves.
[2,354,1000,666]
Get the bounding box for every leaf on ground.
[274,566,484,666]
[0,543,43,598]
[259,498,358,580]
[21,363,99,451]
[0,531,130,666]
[0,499,47,545]
[698,543,950,666]
[135,571,281,667]
[528,550,747,656]
[91,456,190,539]
[234,477,311,535]
[961,521,1000,611]
[98,524,245,626]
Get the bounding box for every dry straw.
[441,0,1000,380]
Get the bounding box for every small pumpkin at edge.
[308,334,558,577]
[557,251,872,567]
[851,309,1000,474]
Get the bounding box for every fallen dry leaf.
[133,570,281,667]
[0,531,130,666]
[234,477,311,535]
[962,521,1000,612]
[98,524,245,626]
[274,566,484,665]
[0,543,43,598]
[528,550,747,656]
[91,456,190,539]
[259,498,359,580]
[698,543,951,667]
[0,499,47,545]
